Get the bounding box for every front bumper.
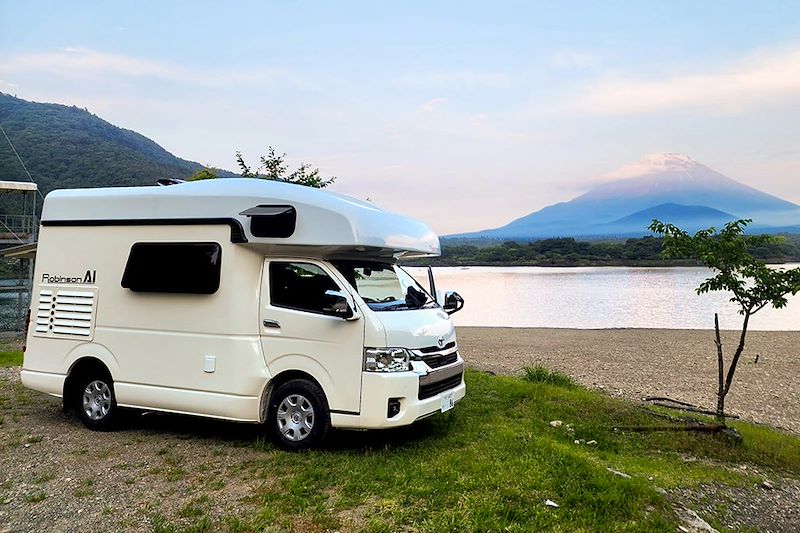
[330,360,466,429]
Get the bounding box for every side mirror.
[442,291,465,315]
[323,290,358,320]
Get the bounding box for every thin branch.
[723,310,751,396]
[644,396,698,408]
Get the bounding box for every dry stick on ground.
[645,398,740,419]
[615,424,727,433]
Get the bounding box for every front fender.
[266,353,338,409]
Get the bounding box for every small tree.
[187,167,219,181]
[649,219,800,422]
[235,147,335,188]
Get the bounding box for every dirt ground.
[1,328,799,532]
[0,366,268,532]
[457,327,800,433]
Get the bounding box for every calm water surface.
[409,265,800,331]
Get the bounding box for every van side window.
[269,262,339,314]
[122,242,222,294]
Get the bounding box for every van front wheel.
[268,379,330,451]
[76,374,118,431]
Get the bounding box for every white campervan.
[22,179,465,449]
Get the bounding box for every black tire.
[268,379,330,451]
[75,372,118,431]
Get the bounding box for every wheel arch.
[259,369,327,423]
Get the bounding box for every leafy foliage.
[186,168,219,181]
[649,218,800,421]
[235,146,335,188]
[650,219,800,314]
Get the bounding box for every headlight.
[364,347,411,372]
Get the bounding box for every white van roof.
[41,179,440,259]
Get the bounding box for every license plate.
[440,391,455,412]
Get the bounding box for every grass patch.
[5,362,798,532]
[73,479,95,498]
[33,470,55,484]
[24,491,47,503]
[228,369,800,532]
[0,350,22,368]
[522,364,578,388]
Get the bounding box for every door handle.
[263,319,281,329]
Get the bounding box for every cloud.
[420,98,447,112]
[568,45,800,115]
[0,47,307,89]
[6,47,192,81]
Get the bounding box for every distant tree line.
[405,235,800,267]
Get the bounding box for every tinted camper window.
[121,242,222,294]
[269,262,339,314]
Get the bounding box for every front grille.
[418,341,456,354]
[422,351,458,369]
[418,372,463,400]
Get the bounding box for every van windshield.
[331,261,436,311]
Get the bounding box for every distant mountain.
[0,93,235,196]
[598,203,738,235]
[451,153,800,240]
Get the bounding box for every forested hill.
[405,235,800,267]
[0,93,231,194]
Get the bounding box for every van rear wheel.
[76,374,118,431]
[268,379,329,451]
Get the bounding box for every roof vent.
[239,205,296,238]
[156,178,186,186]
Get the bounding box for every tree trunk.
[715,310,752,424]
[714,314,725,422]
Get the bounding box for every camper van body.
[22,179,465,448]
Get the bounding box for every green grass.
[3,357,797,532]
[0,350,22,368]
[24,491,47,503]
[523,364,578,388]
[160,369,795,533]
[73,479,95,498]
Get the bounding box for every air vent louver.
[33,288,97,339]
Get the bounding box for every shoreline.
[456,325,800,332]
[421,261,800,268]
[456,326,800,433]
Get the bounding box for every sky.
[2,1,800,234]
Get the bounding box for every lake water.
[409,265,800,331]
[1,267,798,332]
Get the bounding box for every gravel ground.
[456,327,800,433]
[674,473,800,532]
[2,327,799,532]
[0,367,266,532]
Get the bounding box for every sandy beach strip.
[456,327,800,433]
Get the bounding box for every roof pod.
[41,178,441,259]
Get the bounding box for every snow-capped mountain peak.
[448,153,800,240]
[603,152,701,181]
